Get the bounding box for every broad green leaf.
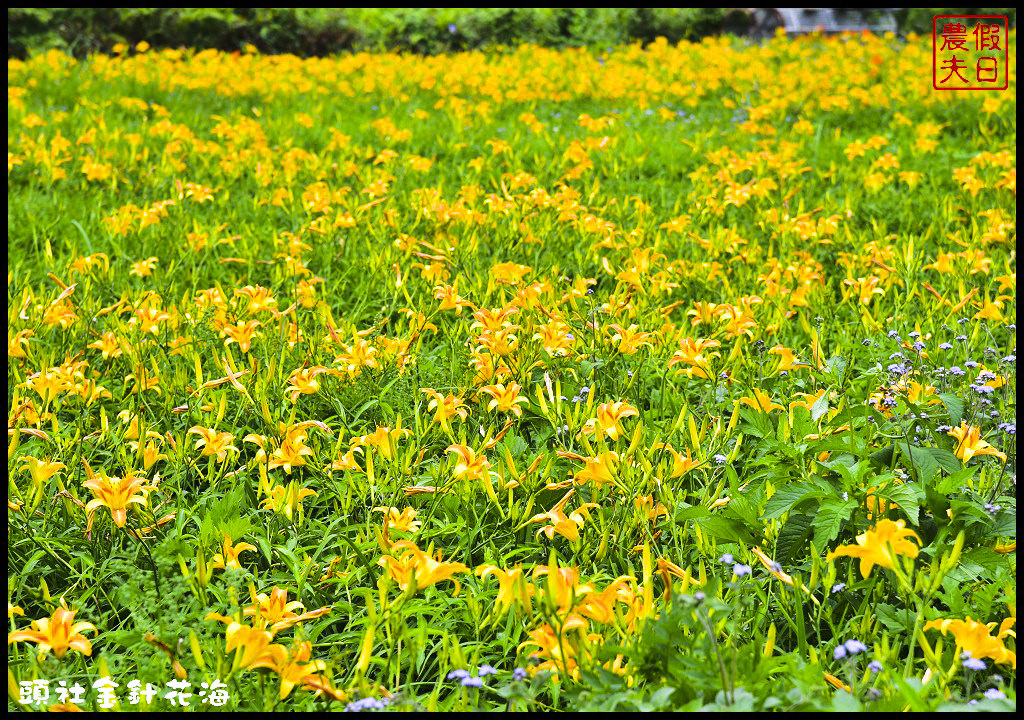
[810,391,830,422]
[696,516,755,545]
[874,602,916,635]
[876,480,922,525]
[722,494,763,534]
[775,512,815,563]
[812,498,857,549]
[926,447,962,474]
[762,484,825,521]
[898,442,938,484]
[939,393,964,426]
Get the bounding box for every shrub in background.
[7,7,1017,60]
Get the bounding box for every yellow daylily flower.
[8,602,94,659]
[582,401,639,441]
[82,462,149,529]
[210,533,258,571]
[250,640,329,700]
[948,422,1007,463]
[826,519,922,579]
[924,616,1016,669]
[475,564,534,618]
[377,540,469,595]
[739,388,784,414]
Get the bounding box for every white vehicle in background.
[740,8,900,39]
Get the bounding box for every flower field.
[7,32,1017,711]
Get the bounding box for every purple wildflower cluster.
[447,663,501,688]
[345,695,393,712]
[719,553,751,577]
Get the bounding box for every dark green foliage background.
[8,8,1017,60]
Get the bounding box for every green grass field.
[7,32,1016,711]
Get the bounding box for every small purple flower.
[833,645,848,660]
[832,583,846,594]
[939,342,953,350]
[965,360,979,368]
[984,688,1007,700]
[962,655,986,671]
[461,676,484,688]
[984,503,1001,514]
[448,23,457,34]
[887,330,901,340]
[1002,354,1015,363]
[844,639,868,655]
[955,334,967,342]
[733,563,752,577]
[949,366,966,376]
[908,331,920,339]
[936,424,952,433]
[478,664,497,677]
[720,553,734,564]
[912,341,926,351]
[889,352,906,361]
[998,422,1015,435]
[714,454,728,465]
[346,697,386,712]
[513,667,528,681]
[972,384,995,395]
[447,669,470,680]
[868,660,883,673]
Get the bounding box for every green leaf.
[987,511,1015,538]
[696,515,755,545]
[898,442,938,484]
[874,602,916,634]
[812,498,857,549]
[892,676,929,712]
[876,480,922,525]
[762,484,825,521]
[739,407,774,439]
[809,434,869,457]
[810,391,830,422]
[955,547,1005,580]
[722,494,762,533]
[826,355,848,384]
[939,394,964,425]
[775,512,814,563]
[925,447,962,474]
[869,444,895,468]
[674,504,711,522]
